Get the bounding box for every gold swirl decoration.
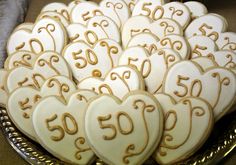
[221,37,236,51]
[100,41,119,67]
[105,2,123,27]
[110,71,131,92]
[159,99,206,157]
[13,54,32,67]
[93,20,109,38]
[160,21,175,36]
[123,100,155,164]
[38,24,56,51]
[160,38,183,51]
[37,55,60,75]
[74,137,91,160]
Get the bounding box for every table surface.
[0,0,235,164]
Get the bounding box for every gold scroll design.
[194,23,219,42]
[100,40,119,67]
[72,49,100,77]
[220,37,236,51]
[110,70,131,92]
[123,99,156,164]
[160,21,175,36]
[141,2,164,20]
[159,99,206,157]
[106,2,123,27]
[18,74,46,89]
[168,7,183,19]
[38,23,56,51]
[127,57,151,79]
[208,53,236,69]
[211,72,230,109]
[15,39,44,54]
[160,38,183,52]
[13,53,33,67]
[18,95,42,119]
[37,54,61,75]
[130,29,151,37]
[92,20,109,38]
[139,43,158,55]
[47,78,70,103]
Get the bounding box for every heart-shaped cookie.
[63,39,122,82]
[7,17,67,55]
[41,1,85,22]
[122,15,183,47]
[37,11,70,27]
[216,32,236,53]
[7,76,77,140]
[71,0,130,29]
[132,1,191,28]
[208,50,236,74]
[185,13,228,41]
[153,93,214,164]
[6,51,71,92]
[0,69,8,107]
[78,65,145,99]
[188,35,217,59]
[157,34,190,59]
[33,89,97,164]
[163,60,236,121]
[184,1,208,19]
[127,32,160,54]
[119,47,181,93]
[85,91,163,165]
[67,15,120,44]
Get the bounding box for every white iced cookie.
[127,33,159,54]
[7,76,77,140]
[7,17,67,55]
[71,0,130,29]
[209,50,236,74]
[13,23,34,32]
[119,47,181,93]
[157,34,190,59]
[162,2,191,29]
[123,0,139,11]
[4,51,37,70]
[63,39,122,82]
[37,11,70,27]
[154,93,214,164]
[67,15,120,44]
[185,14,228,42]
[0,70,8,107]
[85,91,163,165]
[41,1,85,22]
[132,0,164,19]
[188,35,217,59]
[33,90,97,164]
[163,60,236,121]
[78,66,145,99]
[191,57,218,71]
[184,1,208,19]
[216,32,236,53]
[122,15,183,47]
[6,51,71,93]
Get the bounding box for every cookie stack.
[0,0,236,164]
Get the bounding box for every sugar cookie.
[119,47,181,93]
[122,15,183,47]
[163,60,236,121]
[157,34,190,59]
[67,15,120,44]
[78,65,145,99]
[71,0,130,29]
[127,32,159,54]
[7,17,67,55]
[7,76,77,140]
[37,11,70,27]
[0,69,8,107]
[154,93,214,164]
[63,39,122,82]
[33,89,97,164]
[185,13,228,42]
[184,1,208,19]
[6,51,71,93]
[188,35,217,59]
[85,91,163,165]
